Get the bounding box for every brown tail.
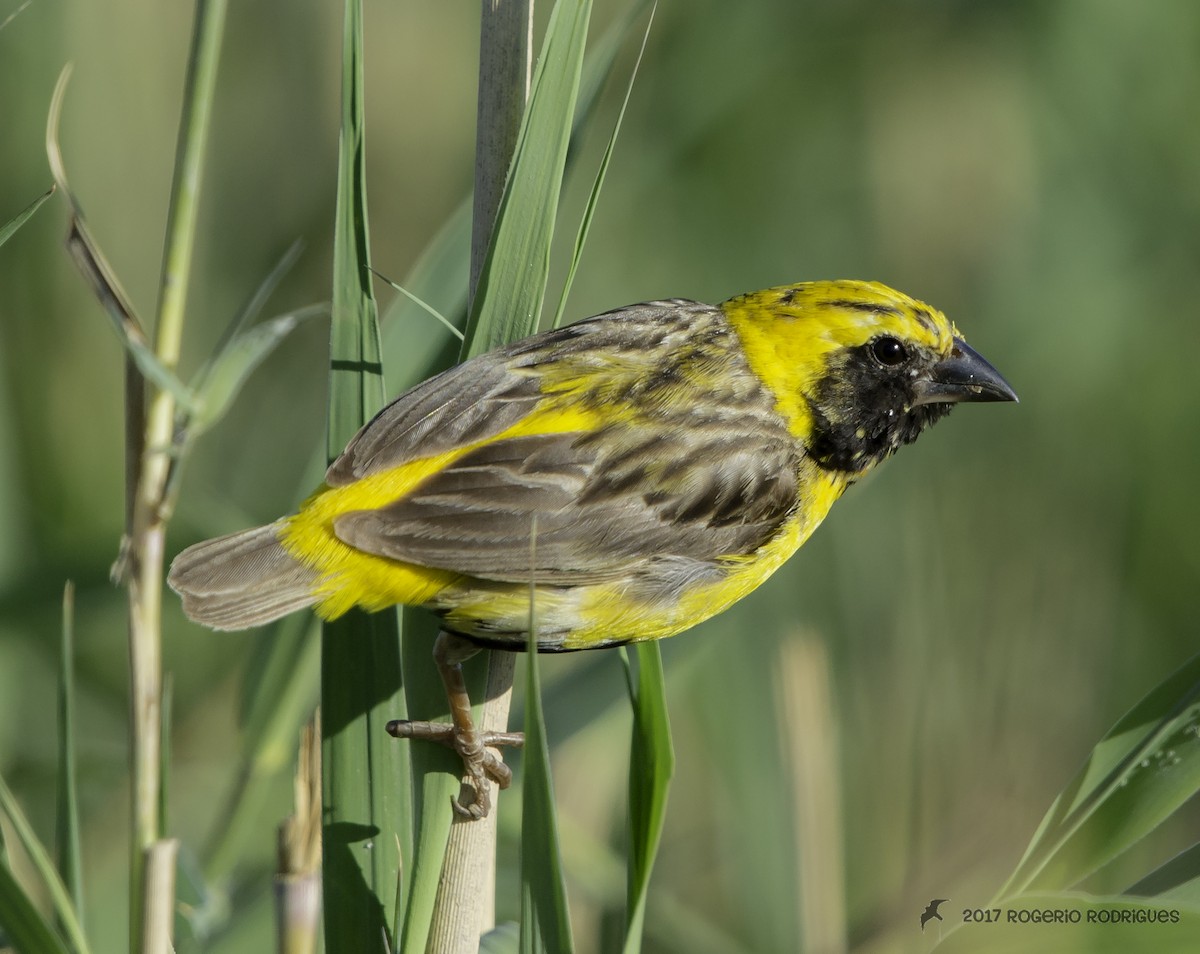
[167,523,318,631]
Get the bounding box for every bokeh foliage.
[3,1,1200,952]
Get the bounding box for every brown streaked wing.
[332,421,801,585]
[325,355,543,486]
[324,299,722,486]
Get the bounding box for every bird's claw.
[386,718,524,819]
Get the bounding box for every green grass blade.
[460,0,593,358]
[569,0,653,151]
[185,241,320,437]
[995,653,1200,899]
[395,610,456,954]
[0,773,92,954]
[379,195,471,343]
[371,269,462,341]
[0,186,53,249]
[188,305,325,437]
[344,208,473,950]
[468,0,531,301]
[205,240,305,358]
[46,70,196,413]
[1126,842,1200,906]
[0,861,71,954]
[55,583,83,932]
[320,0,408,950]
[620,643,674,954]
[0,1,31,32]
[326,0,385,460]
[521,611,574,954]
[551,2,655,330]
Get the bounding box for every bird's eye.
[870,335,908,367]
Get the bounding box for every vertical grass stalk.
[469,0,533,303]
[56,582,84,932]
[277,720,322,954]
[520,605,574,954]
[776,636,845,954]
[426,3,532,949]
[320,0,408,950]
[126,0,227,948]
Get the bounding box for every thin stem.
[428,2,531,949]
[469,0,533,301]
[127,0,228,949]
[141,840,180,954]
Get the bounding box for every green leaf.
[45,69,196,412]
[0,1,32,32]
[996,654,1200,899]
[0,773,92,954]
[551,2,656,330]
[185,241,321,438]
[55,583,84,932]
[620,643,674,954]
[212,240,305,353]
[0,861,71,954]
[395,611,456,954]
[326,0,385,459]
[371,268,462,341]
[1126,842,1200,907]
[521,601,575,954]
[65,214,196,409]
[379,197,471,348]
[320,0,407,951]
[188,305,324,437]
[0,186,53,249]
[568,0,654,152]
[460,0,593,358]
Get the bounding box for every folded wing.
[326,300,802,584]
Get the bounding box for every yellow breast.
[560,462,847,648]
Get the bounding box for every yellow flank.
[563,462,848,648]
[279,403,603,620]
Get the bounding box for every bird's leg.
[386,630,524,819]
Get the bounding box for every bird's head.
[722,280,1017,475]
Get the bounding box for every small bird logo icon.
[920,899,948,931]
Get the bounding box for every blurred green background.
[3,1,1200,952]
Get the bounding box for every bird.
[169,279,1017,817]
[921,898,948,930]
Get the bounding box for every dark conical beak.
[913,337,1019,406]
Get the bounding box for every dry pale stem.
[427,1,532,950]
[141,839,180,954]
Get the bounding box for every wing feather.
[325,299,803,584]
[325,357,542,486]
[333,427,800,584]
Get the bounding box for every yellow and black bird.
[169,279,1017,816]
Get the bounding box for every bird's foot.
[387,718,525,819]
